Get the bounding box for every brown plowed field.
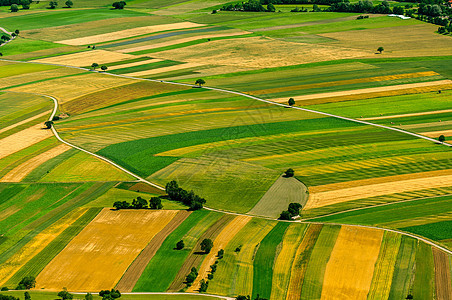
[115,210,191,292]
[166,214,234,292]
[432,248,452,300]
[286,224,323,300]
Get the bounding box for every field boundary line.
[72,292,234,299]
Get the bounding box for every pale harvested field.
[0,144,71,182]
[0,110,50,134]
[115,211,191,292]
[271,80,452,103]
[32,50,136,67]
[432,248,452,300]
[249,176,307,218]
[0,124,52,160]
[420,129,452,138]
[9,73,135,104]
[309,169,452,193]
[320,226,383,300]
[107,58,163,70]
[119,31,251,53]
[306,173,452,209]
[152,1,225,15]
[57,22,205,45]
[152,36,369,68]
[252,71,439,95]
[400,119,452,130]
[0,68,84,90]
[362,108,452,121]
[187,215,252,292]
[124,62,203,77]
[0,207,88,286]
[320,24,452,57]
[36,209,178,291]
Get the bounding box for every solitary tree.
[288,98,295,106]
[10,4,19,12]
[24,292,31,300]
[439,135,446,142]
[65,0,73,7]
[44,121,54,129]
[377,46,384,54]
[112,1,126,9]
[176,240,185,250]
[91,63,99,70]
[49,1,58,9]
[101,65,108,71]
[267,3,275,12]
[200,238,213,254]
[284,168,295,177]
[57,290,73,300]
[195,78,206,86]
[14,29,19,35]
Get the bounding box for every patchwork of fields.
[0,0,451,298]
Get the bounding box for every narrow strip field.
[432,248,452,300]
[0,124,52,160]
[116,210,192,292]
[36,209,179,291]
[320,226,383,300]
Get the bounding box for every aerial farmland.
[0,0,451,299]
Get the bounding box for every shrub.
[176,240,185,250]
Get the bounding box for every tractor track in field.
[2,58,452,258]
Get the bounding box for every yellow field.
[252,71,439,95]
[0,68,85,90]
[56,22,205,45]
[271,80,452,103]
[306,173,452,209]
[36,209,179,291]
[320,226,383,300]
[420,129,452,138]
[151,36,369,69]
[107,58,163,70]
[1,144,71,182]
[124,62,203,77]
[0,110,50,134]
[119,31,251,53]
[32,50,136,67]
[187,215,252,292]
[0,207,88,286]
[270,224,306,300]
[0,124,52,160]
[8,73,135,104]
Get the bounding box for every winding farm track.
[2,58,452,258]
[0,27,15,48]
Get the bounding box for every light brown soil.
[362,109,452,121]
[166,214,234,292]
[0,124,53,160]
[32,50,135,67]
[57,22,205,45]
[124,63,202,77]
[107,59,162,70]
[271,80,452,103]
[115,210,191,292]
[1,144,71,182]
[420,129,452,138]
[432,247,452,300]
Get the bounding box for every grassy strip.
[401,220,452,241]
[0,63,59,79]
[4,207,102,287]
[24,148,78,182]
[0,71,90,91]
[367,231,402,299]
[252,222,290,299]
[132,210,218,292]
[388,236,417,300]
[0,184,27,206]
[299,225,341,299]
[412,242,435,299]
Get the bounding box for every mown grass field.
[0,1,451,298]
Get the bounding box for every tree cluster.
[113,196,163,210]
[283,168,294,177]
[185,267,198,286]
[165,180,206,210]
[327,0,393,14]
[279,203,302,220]
[112,1,126,9]
[16,276,35,290]
[201,238,213,253]
[99,289,121,300]
[221,0,274,12]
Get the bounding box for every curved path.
[0,27,15,48]
[2,59,452,258]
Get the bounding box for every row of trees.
[221,0,275,12]
[91,63,108,71]
[165,180,206,210]
[113,196,163,210]
[9,0,73,11]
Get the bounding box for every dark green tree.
[14,29,19,35]
[176,239,185,250]
[284,168,294,177]
[217,249,224,259]
[439,135,446,142]
[288,203,302,216]
[279,210,292,220]
[91,63,99,70]
[57,290,73,300]
[288,98,295,106]
[44,121,54,129]
[195,78,205,86]
[65,0,73,7]
[267,3,275,12]
[201,238,213,254]
[101,65,108,71]
[20,0,30,9]
[132,196,147,209]
[0,295,19,300]
[113,201,130,210]
[149,197,163,209]
[85,293,93,300]
[49,1,58,9]
[199,279,208,292]
[10,4,19,12]
[377,46,384,54]
[24,292,31,300]
[112,1,126,9]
